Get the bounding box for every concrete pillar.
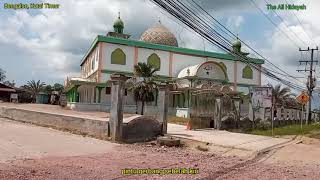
[248,102,254,121]
[158,83,169,134]
[232,96,241,128]
[296,109,300,122]
[292,109,296,121]
[97,87,103,103]
[279,107,284,120]
[109,74,128,142]
[290,109,294,121]
[73,85,80,102]
[214,96,222,129]
[259,107,265,121]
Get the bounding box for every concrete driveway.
[0,118,118,163]
[167,123,291,152]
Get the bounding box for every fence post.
[232,96,241,128]
[109,74,128,142]
[158,83,169,134]
[215,96,222,129]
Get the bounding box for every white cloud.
[0,0,151,85]
[0,0,215,86]
[0,0,318,90]
[227,16,244,33]
[237,0,320,94]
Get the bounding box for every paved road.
[0,118,118,163]
[168,123,291,152]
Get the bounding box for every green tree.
[127,62,158,115]
[0,68,6,82]
[270,84,293,106]
[53,83,64,92]
[25,80,46,102]
[44,85,53,94]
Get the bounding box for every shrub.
[256,120,271,130]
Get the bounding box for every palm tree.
[25,80,46,102]
[270,84,293,106]
[127,62,158,115]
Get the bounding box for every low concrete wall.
[0,106,109,139]
[68,103,178,117]
[68,103,138,114]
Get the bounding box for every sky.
[0,0,319,93]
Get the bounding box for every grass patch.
[168,116,190,125]
[247,123,320,137]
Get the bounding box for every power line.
[284,0,317,47]
[249,0,304,48]
[190,0,305,86]
[150,0,306,91]
[264,0,309,47]
[189,0,305,87]
[154,0,305,87]
[296,47,319,124]
[153,0,305,90]
[145,0,203,43]
[158,0,306,91]
[190,0,304,91]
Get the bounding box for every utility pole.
[297,47,319,124]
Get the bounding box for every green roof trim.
[81,35,264,65]
[101,69,257,87]
[81,36,99,66]
[65,80,108,92]
[101,69,170,80]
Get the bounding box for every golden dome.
[140,22,178,47]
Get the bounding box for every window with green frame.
[111,48,126,65]
[242,65,253,79]
[147,53,160,70]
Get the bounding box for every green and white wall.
[74,35,263,105]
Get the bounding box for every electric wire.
[150,0,306,91]
[158,2,304,90]
[190,0,305,86]
[264,0,309,47]
[284,0,317,47]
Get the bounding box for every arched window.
[147,53,160,70]
[242,65,253,79]
[219,62,227,72]
[111,48,126,65]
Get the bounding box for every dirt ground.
[1,139,320,179]
[218,137,320,180]
[1,117,320,179]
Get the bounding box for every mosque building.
[64,14,264,116]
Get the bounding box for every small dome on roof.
[232,38,241,52]
[233,39,241,47]
[113,12,124,34]
[114,18,124,28]
[140,21,178,47]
